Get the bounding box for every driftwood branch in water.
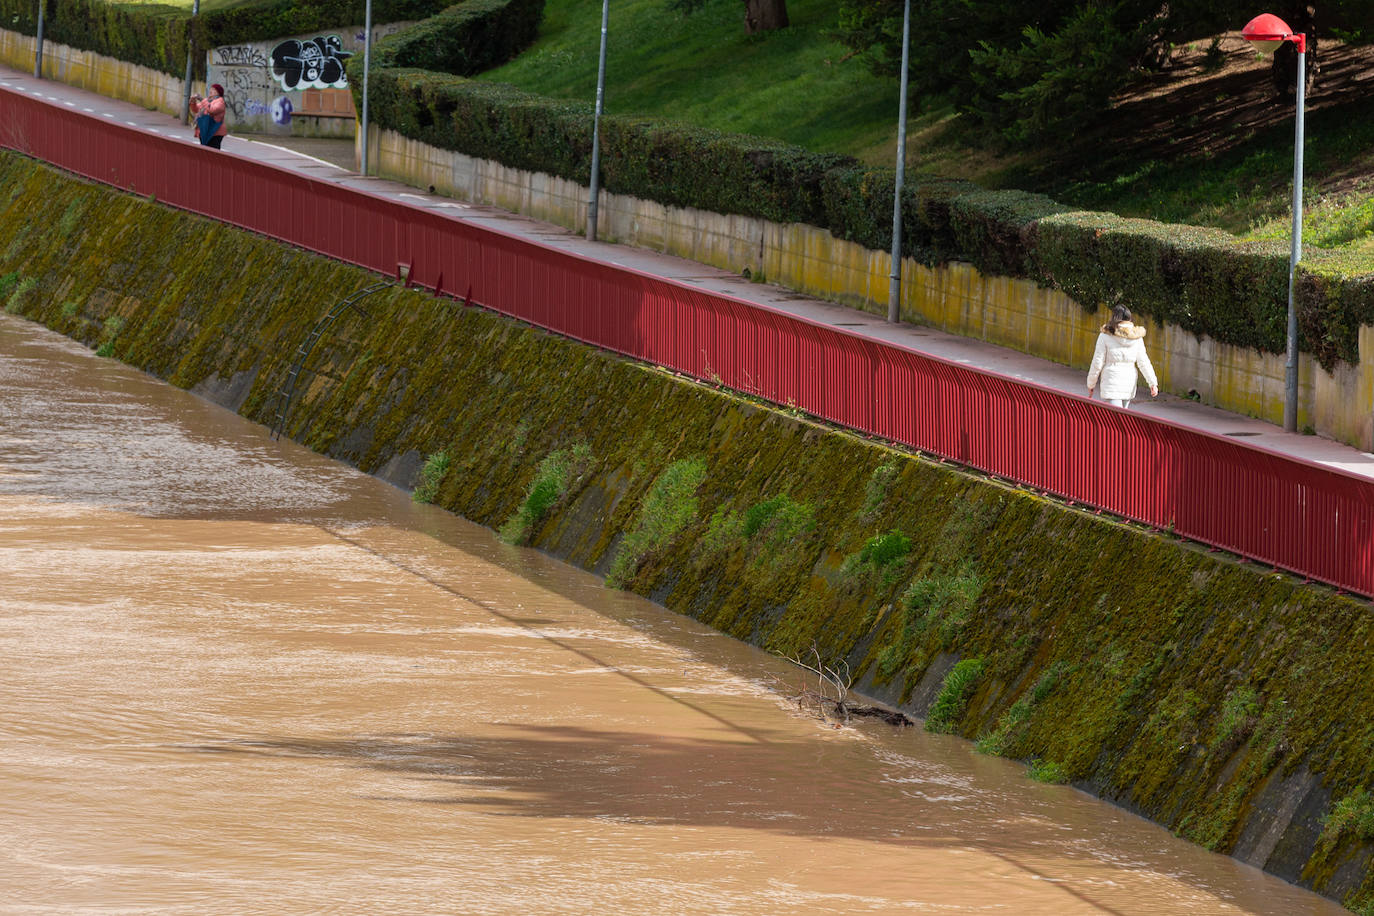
[776,643,912,728]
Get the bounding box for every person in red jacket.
[192,83,228,149]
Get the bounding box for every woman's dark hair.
[210,83,225,97]
[1106,305,1132,334]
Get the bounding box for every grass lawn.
[480,0,914,166]
[482,0,1374,259]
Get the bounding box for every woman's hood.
[1101,321,1146,340]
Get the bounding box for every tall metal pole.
[586,0,609,242]
[181,0,201,126]
[33,0,45,79]
[1283,43,1305,433]
[886,0,911,323]
[360,0,373,175]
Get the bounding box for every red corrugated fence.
[2,85,1371,596]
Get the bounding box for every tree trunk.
[743,0,788,34]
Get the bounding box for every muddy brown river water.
[0,315,1350,914]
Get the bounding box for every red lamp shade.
[1242,13,1303,55]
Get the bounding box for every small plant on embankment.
[840,529,912,590]
[60,300,80,319]
[500,442,592,545]
[95,315,125,358]
[875,567,983,681]
[3,226,29,261]
[607,457,707,587]
[1318,788,1374,851]
[925,657,984,733]
[696,492,815,565]
[0,271,19,300]
[1175,693,1296,852]
[1210,685,1261,752]
[874,498,995,683]
[57,200,84,240]
[742,494,815,558]
[4,276,36,314]
[412,449,452,504]
[1029,758,1069,784]
[1311,790,1374,915]
[859,463,898,521]
[976,662,1069,757]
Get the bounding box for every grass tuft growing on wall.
[412,450,452,504]
[925,657,984,734]
[1319,788,1374,852]
[976,662,1068,757]
[607,457,707,587]
[500,442,592,545]
[6,276,38,314]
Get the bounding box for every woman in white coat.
[1086,306,1158,409]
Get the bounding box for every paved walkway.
[5,62,1373,481]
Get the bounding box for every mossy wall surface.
[2,152,1372,912]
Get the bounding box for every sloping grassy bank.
[1,152,1372,911]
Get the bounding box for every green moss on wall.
[2,150,1371,910]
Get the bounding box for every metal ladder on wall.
[268,282,391,441]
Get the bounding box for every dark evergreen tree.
[834,0,1371,146]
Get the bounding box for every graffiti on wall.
[270,36,353,90]
[214,45,269,68]
[239,97,293,124]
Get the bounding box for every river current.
[0,315,1347,914]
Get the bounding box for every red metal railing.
[3,85,1371,596]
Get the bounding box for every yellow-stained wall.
[0,31,192,117]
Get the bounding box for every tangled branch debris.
[778,644,912,727]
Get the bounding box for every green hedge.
[0,1,458,78]
[1,0,192,76]
[197,0,453,51]
[366,0,542,75]
[354,67,1374,369]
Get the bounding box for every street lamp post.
[586,0,609,242]
[34,0,46,79]
[1242,12,1306,433]
[181,0,200,126]
[887,0,911,324]
[360,0,373,175]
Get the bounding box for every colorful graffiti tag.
[270,36,353,90]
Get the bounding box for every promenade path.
[4,61,1372,486]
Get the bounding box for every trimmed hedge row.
[1,0,192,76]
[196,0,451,51]
[0,0,456,78]
[354,67,1374,369]
[367,0,543,75]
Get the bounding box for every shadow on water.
[175,726,1138,915]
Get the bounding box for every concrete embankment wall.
[2,152,1371,912]
[364,125,1374,451]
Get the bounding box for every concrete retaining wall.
[4,150,1373,911]
[0,30,189,117]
